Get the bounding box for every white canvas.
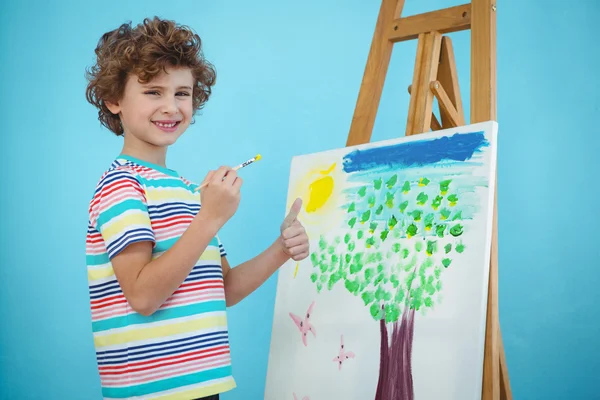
[265,121,498,400]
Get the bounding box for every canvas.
[265,121,498,400]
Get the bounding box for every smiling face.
[106,67,195,158]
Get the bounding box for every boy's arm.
[111,210,222,315]
[222,198,309,306]
[109,166,241,316]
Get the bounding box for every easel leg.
[499,327,512,400]
[471,0,503,398]
[346,0,406,146]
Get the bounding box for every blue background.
[1,0,598,399]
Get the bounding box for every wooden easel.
[344,1,510,399]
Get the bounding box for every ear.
[105,100,121,115]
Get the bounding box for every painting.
[264,121,498,400]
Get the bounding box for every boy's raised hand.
[279,198,309,261]
[199,166,242,228]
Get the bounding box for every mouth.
[152,120,181,133]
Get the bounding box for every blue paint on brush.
[342,131,489,173]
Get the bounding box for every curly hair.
[85,17,216,136]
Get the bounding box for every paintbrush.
[194,154,262,192]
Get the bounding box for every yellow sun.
[285,157,347,236]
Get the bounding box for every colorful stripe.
[86,155,235,399]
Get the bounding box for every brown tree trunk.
[374,308,416,400]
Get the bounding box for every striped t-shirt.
[85,154,236,399]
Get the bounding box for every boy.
[84,17,309,400]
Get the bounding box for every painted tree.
[309,172,468,400]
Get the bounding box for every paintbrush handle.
[193,154,261,193]
[193,165,242,192]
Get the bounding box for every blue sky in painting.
[341,131,489,174]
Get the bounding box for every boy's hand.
[279,198,309,261]
[199,166,242,228]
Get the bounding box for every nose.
[161,97,178,115]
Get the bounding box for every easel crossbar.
[388,4,471,43]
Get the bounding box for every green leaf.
[358,186,367,197]
[347,202,356,213]
[344,233,351,244]
[345,279,360,294]
[369,221,377,233]
[385,192,395,208]
[362,291,375,306]
[417,192,428,205]
[432,195,443,210]
[399,200,409,213]
[442,258,452,268]
[436,224,446,238]
[388,215,398,230]
[402,181,411,193]
[390,274,400,288]
[407,223,418,238]
[450,224,464,237]
[345,253,352,263]
[426,240,437,256]
[411,210,423,221]
[361,210,371,223]
[447,194,459,206]
[310,252,319,266]
[319,236,327,250]
[376,204,384,215]
[418,177,430,186]
[376,286,391,301]
[348,217,357,228]
[370,303,383,320]
[424,281,436,296]
[439,179,452,194]
[347,241,356,252]
[410,288,424,310]
[374,178,382,190]
[357,230,364,239]
[328,272,342,290]
[310,272,318,282]
[316,282,323,292]
[364,268,375,283]
[395,287,405,303]
[368,195,376,208]
[380,230,389,241]
[353,253,363,264]
[444,243,452,254]
[424,297,433,307]
[440,208,451,220]
[366,236,376,248]
[392,243,401,253]
[452,210,463,221]
[456,243,465,253]
[386,174,398,188]
[319,262,328,273]
[384,303,401,323]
